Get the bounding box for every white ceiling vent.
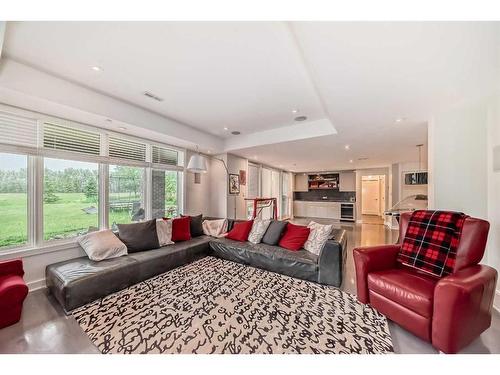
[143,91,164,102]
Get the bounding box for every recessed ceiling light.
[349,159,353,163]
[223,127,229,131]
[118,126,127,131]
[91,66,102,72]
[344,145,350,150]
[292,109,299,114]
[395,117,405,123]
[294,116,307,122]
[231,131,241,135]
[207,150,212,154]
[253,155,258,160]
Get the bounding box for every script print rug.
[72,257,393,354]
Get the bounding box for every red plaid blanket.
[397,210,468,277]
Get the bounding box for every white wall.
[428,100,488,217]
[226,154,248,220]
[184,150,211,216]
[208,154,228,218]
[429,92,500,311]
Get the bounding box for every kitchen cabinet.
[293,201,354,221]
[339,171,356,192]
[294,173,309,192]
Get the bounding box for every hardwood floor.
[0,219,499,354]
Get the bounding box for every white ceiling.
[3,21,500,171]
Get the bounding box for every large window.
[109,165,145,228]
[43,158,99,241]
[152,170,180,218]
[0,153,28,249]
[0,107,185,251]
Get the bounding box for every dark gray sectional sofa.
[46,220,347,313]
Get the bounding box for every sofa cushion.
[226,220,254,242]
[261,220,287,245]
[172,216,191,242]
[367,268,437,317]
[279,223,310,251]
[209,237,318,282]
[182,214,204,237]
[127,236,212,281]
[78,229,127,261]
[46,236,212,312]
[117,219,159,253]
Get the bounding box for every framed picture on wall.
[229,174,240,195]
[239,169,246,185]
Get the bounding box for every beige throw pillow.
[248,218,271,244]
[156,219,175,246]
[78,229,127,261]
[304,221,333,256]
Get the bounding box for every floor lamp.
[186,150,238,220]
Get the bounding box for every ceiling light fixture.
[223,127,229,131]
[395,117,405,123]
[118,126,127,131]
[91,66,102,72]
[292,109,299,114]
[231,131,241,135]
[294,116,307,122]
[344,145,350,150]
[349,159,353,163]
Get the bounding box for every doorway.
[361,175,386,219]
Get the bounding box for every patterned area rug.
[72,257,393,354]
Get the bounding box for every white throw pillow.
[156,219,175,246]
[304,221,333,256]
[248,218,271,244]
[202,219,228,238]
[78,229,127,261]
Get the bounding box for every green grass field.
[0,192,140,248]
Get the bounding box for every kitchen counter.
[294,199,355,203]
[293,200,356,221]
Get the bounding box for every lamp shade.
[187,153,208,173]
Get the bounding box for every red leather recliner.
[353,212,498,353]
[0,259,29,329]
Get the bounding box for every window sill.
[0,239,80,261]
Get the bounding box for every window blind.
[109,136,147,162]
[247,164,260,199]
[43,122,101,156]
[152,145,178,166]
[0,110,38,148]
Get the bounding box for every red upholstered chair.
[353,212,497,353]
[0,259,29,329]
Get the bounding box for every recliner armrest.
[0,259,25,277]
[353,244,400,303]
[432,264,498,353]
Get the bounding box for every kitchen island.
[293,200,355,221]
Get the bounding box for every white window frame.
[0,105,186,257]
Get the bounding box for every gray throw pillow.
[261,220,288,245]
[117,219,160,253]
[182,214,203,237]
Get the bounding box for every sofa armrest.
[432,265,498,353]
[0,259,25,277]
[318,229,347,287]
[353,244,400,303]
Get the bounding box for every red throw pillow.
[170,216,191,242]
[226,220,254,242]
[279,223,310,251]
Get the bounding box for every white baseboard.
[28,278,46,292]
[494,289,500,314]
